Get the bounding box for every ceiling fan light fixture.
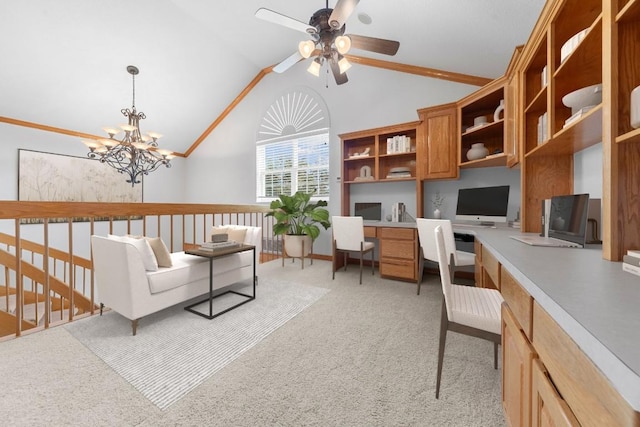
[298,40,315,58]
[307,57,322,76]
[338,56,352,74]
[335,35,351,54]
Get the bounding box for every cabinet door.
[418,105,458,179]
[502,304,536,427]
[531,359,580,427]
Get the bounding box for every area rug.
[64,279,329,410]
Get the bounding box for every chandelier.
[83,65,173,186]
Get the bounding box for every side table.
[184,244,256,319]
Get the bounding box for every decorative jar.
[466,143,489,161]
[631,85,640,129]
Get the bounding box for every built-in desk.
[473,228,640,425]
[363,221,418,282]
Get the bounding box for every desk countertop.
[475,227,640,410]
[363,220,417,228]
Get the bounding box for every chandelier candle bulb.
[102,127,121,137]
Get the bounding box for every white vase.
[466,143,489,161]
[433,208,441,219]
[631,85,640,129]
[493,99,505,122]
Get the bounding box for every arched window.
[256,87,330,202]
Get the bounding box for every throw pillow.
[107,234,159,271]
[211,226,247,243]
[145,237,173,268]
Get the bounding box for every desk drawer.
[481,246,500,289]
[364,226,377,238]
[378,227,415,240]
[501,266,533,340]
[380,239,415,260]
[380,259,415,280]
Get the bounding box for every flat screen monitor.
[548,193,590,246]
[455,185,510,224]
[354,202,382,221]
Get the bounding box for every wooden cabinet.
[417,103,458,180]
[606,0,640,259]
[339,121,422,218]
[515,0,640,262]
[531,359,580,427]
[458,78,508,169]
[491,237,640,426]
[378,227,417,281]
[532,301,639,426]
[502,304,537,427]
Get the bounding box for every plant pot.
[433,208,441,219]
[284,234,312,258]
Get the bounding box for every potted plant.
[266,191,331,258]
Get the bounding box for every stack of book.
[199,240,240,251]
[621,250,640,276]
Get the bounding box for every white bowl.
[561,28,588,63]
[562,84,602,114]
[473,115,488,126]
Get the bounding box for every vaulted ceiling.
[0,0,545,155]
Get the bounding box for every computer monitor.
[354,202,382,221]
[455,185,510,225]
[548,193,590,246]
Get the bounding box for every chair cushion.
[455,250,475,267]
[448,285,503,335]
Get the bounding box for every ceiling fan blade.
[328,0,360,29]
[348,34,400,56]
[272,51,304,73]
[255,8,316,34]
[329,58,349,85]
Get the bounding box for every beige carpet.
[64,279,330,410]
[0,259,505,426]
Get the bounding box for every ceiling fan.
[256,0,400,85]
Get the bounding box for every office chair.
[433,225,503,398]
[332,216,375,284]
[416,218,475,295]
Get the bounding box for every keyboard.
[453,223,496,229]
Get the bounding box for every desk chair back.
[332,216,375,284]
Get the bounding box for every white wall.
[185,63,479,254]
[0,122,187,202]
[0,65,606,257]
